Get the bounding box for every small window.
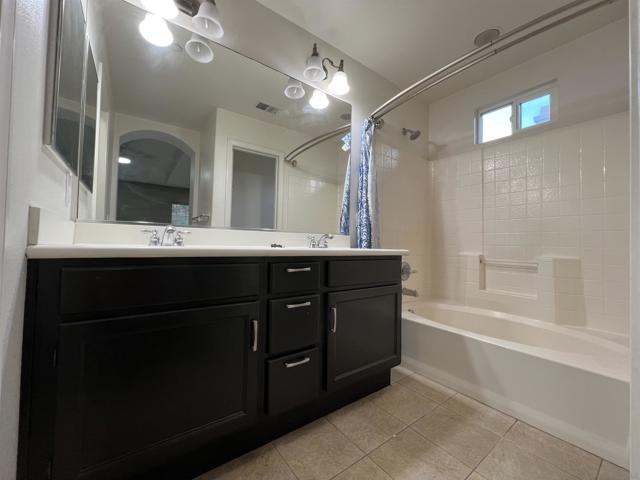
[476,85,555,144]
[479,104,513,144]
[519,94,551,129]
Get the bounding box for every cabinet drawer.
[269,262,320,294]
[268,295,319,355]
[327,259,400,288]
[60,263,260,315]
[267,347,320,415]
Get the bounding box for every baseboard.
[401,356,629,469]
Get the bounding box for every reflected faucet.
[142,226,191,246]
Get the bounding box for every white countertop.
[26,244,409,259]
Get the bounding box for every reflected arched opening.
[116,131,195,224]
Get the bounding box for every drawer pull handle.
[330,307,338,333]
[285,357,311,368]
[286,267,312,273]
[251,320,258,352]
[286,301,312,309]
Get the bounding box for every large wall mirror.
[46,0,352,234]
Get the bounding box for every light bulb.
[139,13,174,47]
[118,156,132,165]
[328,70,350,95]
[141,0,179,19]
[309,90,329,110]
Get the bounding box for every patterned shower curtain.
[356,118,379,248]
[339,133,351,235]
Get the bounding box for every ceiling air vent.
[256,102,280,114]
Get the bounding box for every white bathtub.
[402,302,630,467]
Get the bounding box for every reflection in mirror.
[53,0,85,172]
[81,49,98,191]
[76,0,352,234]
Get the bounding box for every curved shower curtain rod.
[284,0,618,164]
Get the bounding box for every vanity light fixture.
[303,43,350,95]
[327,60,350,95]
[141,0,178,19]
[303,43,324,81]
[185,34,214,63]
[139,13,174,47]
[284,78,306,100]
[309,89,329,110]
[193,0,224,39]
[118,156,132,165]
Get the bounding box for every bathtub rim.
[402,301,630,383]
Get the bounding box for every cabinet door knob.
[330,307,338,333]
[286,301,312,309]
[284,357,311,368]
[251,320,259,352]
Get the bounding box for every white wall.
[629,1,639,477]
[427,20,629,339]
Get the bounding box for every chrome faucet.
[142,226,190,246]
[307,233,334,248]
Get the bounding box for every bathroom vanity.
[18,249,403,480]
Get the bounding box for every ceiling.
[256,0,627,101]
[96,0,351,134]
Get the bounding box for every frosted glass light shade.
[328,70,350,95]
[141,0,178,19]
[193,0,224,39]
[284,78,306,99]
[303,54,324,81]
[139,13,174,47]
[185,34,214,63]
[309,89,329,110]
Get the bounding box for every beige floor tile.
[505,422,601,480]
[441,394,515,436]
[274,418,364,480]
[328,398,407,453]
[391,366,413,383]
[370,384,439,424]
[198,444,296,480]
[598,461,630,480]
[397,374,456,404]
[476,439,578,480]
[412,406,501,468]
[369,428,472,480]
[333,457,392,480]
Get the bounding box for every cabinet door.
[327,286,401,390]
[52,303,260,479]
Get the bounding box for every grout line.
[272,444,301,480]
[595,458,604,480]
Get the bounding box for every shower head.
[402,128,421,141]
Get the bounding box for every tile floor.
[196,366,630,480]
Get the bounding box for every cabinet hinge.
[52,349,57,368]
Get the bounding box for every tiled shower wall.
[430,111,629,337]
[375,130,431,305]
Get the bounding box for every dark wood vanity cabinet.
[19,256,401,480]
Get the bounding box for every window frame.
[475,83,557,145]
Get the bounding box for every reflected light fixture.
[193,0,224,39]
[185,34,214,63]
[303,43,324,81]
[141,0,178,19]
[284,78,306,100]
[118,156,132,165]
[139,13,174,47]
[309,89,329,110]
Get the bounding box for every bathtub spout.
[402,288,418,297]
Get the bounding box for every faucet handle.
[307,235,318,248]
[175,230,191,246]
[141,229,160,246]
